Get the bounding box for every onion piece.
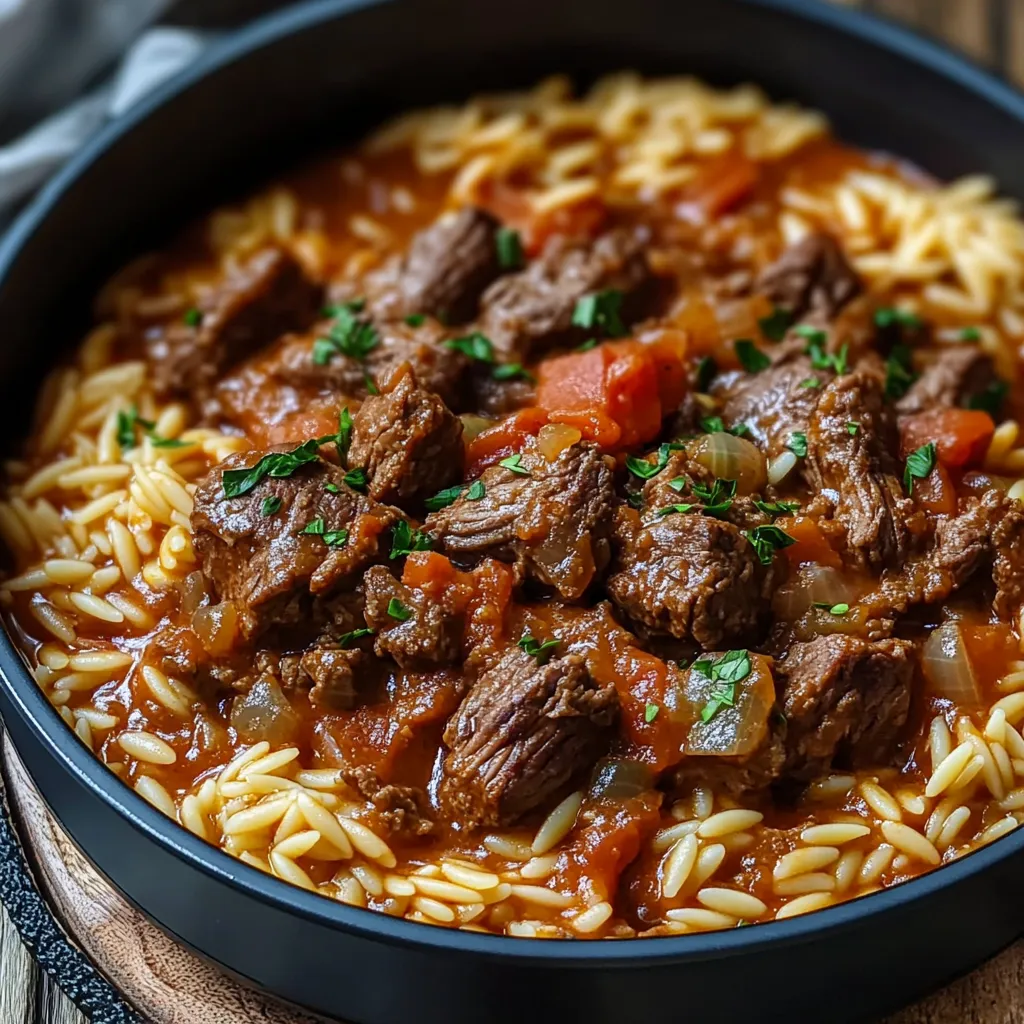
[181,570,208,616]
[230,674,300,744]
[693,432,766,494]
[588,758,654,801]
[537,422,582,461]
[773,565,856,621]
[192,600,238,656]
[459,414,494,443]
[922,621,980,705]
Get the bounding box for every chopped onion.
[588,758,654,800]
[773,565,855,621]
[459,414,494,443]
[683,653,775,758]
[180,570,208,616]
[922,621,980,705]
[230,674,300,744]
[192,600,238,656]
[537,422,582,461]
[694,432,766,494]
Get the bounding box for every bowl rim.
[2,0,1024,967]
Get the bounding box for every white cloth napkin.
[0,1,210,222]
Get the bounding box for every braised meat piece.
[425,438,616,600]
[779,635,913,781]
[191,446,400,641]
[757,233,861,321]
[363,207,502,323]
[149,247,321,403]
[438,647,617,828]
[300,644,365,710]
[362,565,462,668]
[348,363,463,510]
[479,228,658,360]
[805,371,913,572]
[896,346,999,415]
[994,497,1024,620]
[342,765,435,838]
[606,507,779,649]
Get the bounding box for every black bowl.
[2,2,1024,1022]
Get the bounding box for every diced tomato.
[911,460,957,515]
[464,407,548,477]
[401,551,459,597]
[480,183,607,256]
[676,152,760,223]
[535,333,688,452]
[778,515,842,569]
[900,408,995,468]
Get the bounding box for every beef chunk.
[438,648,617,828]
[425,439,616,600]
[342,765,434,838]
[757,233,860,321]
[265,316,468,408]
[363,207,502,323]
[363,565,461,668]
[994,497,1024,621]
[300,644,365,710]
[191,446,399,641]
[805,371,913,571]
[149,247,321,401]
[348,363,463,510]
[779,635,913,781]
[896,346,998,415]
[606,507,779,649]
[479,228,658,360]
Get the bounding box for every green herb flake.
[572,290,626,338]
[336,407,354,463]
[150,435,189,448]
[183,307,203,328]
[445,332,495,363]
[323,529,349,548]
[466,480,486,501]
[517,634,560,664]
[700,416,725,434]
[576,338,599,353]
[324,482,341,494]
[387,597,414,622]
[794,324,827,344]
[959,326,981,342]
[115,405,156,451]
[301,518,325,535]
[364,373,379,395]
[337,627,374,647]
[829,602,850,616]
[693,650,752,723]
[803,334,849,375]
[260,495,282,517]
[499,454,530,476]
[390,519,434,559]
[875,306,923,330]
[657,502,698,517]
[846,421,859,435]
[314,301,379,364]
[966,379,1008,417]
[496,226,524,270]
[799,376,821,390]
[787,432,808,458]
[492,363,536,383]
[753,499,800,517]
[344,467,369,492]
[734,339,771,374]
[644,703,660,724]
[743,524,796,565]
[695,355,718,393]
[903,441,937,495]
[221,438,321,499]
[668,476,688,494]
[690,476,737,518]
[883,343,918,402]
[424,484,466,512]
[404,313,426,327]
[758,306,793,342]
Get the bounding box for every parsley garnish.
[496,227,524,270]
[692,650,752,723]
[743,524,796,564]
[302,518,325,535]
[626,455,665,481]
[387,597,414,621]
[221,439,321,499]
[695,355,718,393]
[261,496,282,517]
[404,313,426,327]
[883,343,917,401]
[966,379,1008,417]
[800,376,821,389]
[493,363,535,383]
[735,339,770,373]
[661,477,736,519]
[318,407,354,466]
[344,467,369,492]
[753,499,800,517]
[847,422,859,435]
[875,306,923,330]
[794,324,826,345]
[759,306,793,342]
[803,333,848,375]
[445,332,495,363]
[467,480,486,500]
[644,703,660,723]
[364,373,379,395]
[323,529,349,547]
[150,436,188,448]
[788,432,808,458]
[700,416,748,437]
[115,405,155,450]
[337,627,374,647]
[313,301,378,364]
[960,326,981,342]
[576,338,599,352]
[572,290,626,337]
[325,483,340,494]
[657,503,697,516]
[183,307,202,328]
[499,454,529,475]
[517,635,560,664]
[903,441,936,494]
[425,484,466,512]
[390,520,434,558]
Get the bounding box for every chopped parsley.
[334,407,354,464]
[847,422,859,435]
[668,477,687,493]
[499,454,529,475]
[425,484,467,512]
[387,597,414,621]
[903,441,937,495]
[183,307,203,328]
[966,379,1008,417]
[658,502,698,516]
[445,332,495,363]
[492,363,535,383]
[644,703,660,724]
[324,483,340,493]
[221,438,321,499]
[794,324,827,345]
[661,477,736,519]
[337,627,374,647]
[576,338,599,352]
[343,467,369,492]
[404,313,426,327]
[803,333,849,375]
[313,300,378,364]
[364,373,379,395]
[743,524,796,564]
[496,227,524,270]
[467,479,486,500]
[150,436,189,448]
[875,306,923,330]
[700,416,749,437]
[115,405,155,450]
[813,601,850,616]
[390,520,433,558]
[517,635,560,664]
[695,355,718,393]
[959,326,981,342]
[758,306,793,342]
[753,498,800,517]
[626,442,686,482]
[691,650,752,723]
[323,529,349,547]
[572,290,626,337]
[301,518,325,535]
[883,343,917,401]
[260,495,282,517]
[799,376,821,389]
[734,339,770,373]
[787,432,808,458]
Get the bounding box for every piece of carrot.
[900,408,995,468]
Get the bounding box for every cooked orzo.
[2,72,1023,939]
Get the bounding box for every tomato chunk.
[778,516,842,569]
[676,153,760,222]
[464,407,548,477]
[900,408,995,468]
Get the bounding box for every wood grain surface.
[2,1,1024,1022]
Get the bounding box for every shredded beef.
[438,647,617,828]
[757,233,861,321]
[896,346,998,416]
[342,765,435,838]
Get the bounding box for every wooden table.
[2,0,1024,1020]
